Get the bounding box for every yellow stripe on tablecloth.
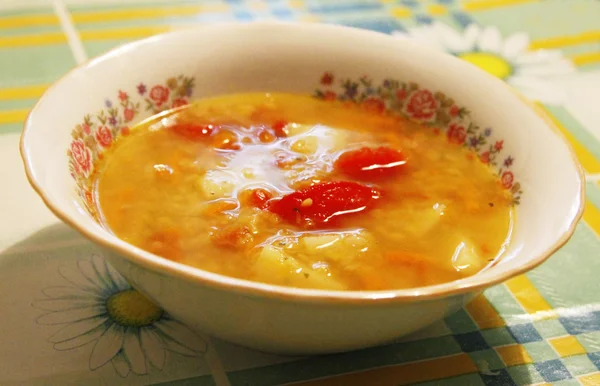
[584,199,600,237]
[390,7,412,18]
[0,85,48,100]
[3,24,600,61]
[537,104,600,174]
[461,0,539,12]
[289,354,477,386]
[548,335,587,357]
[495,344,533,366]
[579,373,600,386]
[0,32,66,48]
[427,4,448,16]
[0,109,29,124]
[572,52,600,66]
[465,295,505,329]
[289,0,306,9]
[505,275,556,319]
[530,31,600,49]
[0,14,59,29]
[70,4,229,24]
[78,26,170,41]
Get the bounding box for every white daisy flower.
[33,255,207,377]
[392,22,575,104]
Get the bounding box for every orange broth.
[94,93,514,291]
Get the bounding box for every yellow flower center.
[106,289,163,328]
[458,52,512,80]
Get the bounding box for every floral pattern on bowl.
[67,75,195,216]
[67,72,522,218]
[315,72,522,203]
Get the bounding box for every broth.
[93,92,513,290]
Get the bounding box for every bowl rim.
[20,21,586,305]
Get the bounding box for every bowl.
[21,22,584,355]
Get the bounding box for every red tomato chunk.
[268,181,382,228]
[170,123,216,140]
[335,146,407,180]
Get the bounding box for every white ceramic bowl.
[21,22,584,355]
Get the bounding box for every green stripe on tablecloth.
[587,181,600,210]
[562,354,599,376]
[481,327,517,347]
[578,331,600,353]
[0,45,75,87]
[84,39,136,57]
[0,98,36,111]
[72,14,234,31]
[151,374,216,386]
[0,123,23,135]
[0,8,55,18]
[523,223,600,309]
[469,0,599,41]
[225,336,462,386]
[507,364,545,385]
[445,309,480,334]
[67,0,224,12]
[0,26,65,36]
[485,284,525,321]
[544,105,600,165]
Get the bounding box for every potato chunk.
[253,246,345,290]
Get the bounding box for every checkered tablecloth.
[1,1,600,385]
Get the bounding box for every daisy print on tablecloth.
[392,22,575,105]
[33,255,207,377]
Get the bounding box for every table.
[1,1,599,385]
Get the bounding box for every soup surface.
[94,92,514,291]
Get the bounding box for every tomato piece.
[210,224,254,250]
[272,120,289,137]
[202,200,238,216]
[240,188,273,209]
[334,146,407,180]
[268,181,382,228]
[170,123,215,140]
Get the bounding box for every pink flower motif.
[149,85,169,106]
[449,105,460,117]
[320,72,334,85]
[70,139,92,176]
[501,171,514,189]
[123,108,135,122]
[73,161,81,176]
[362,97,386,114]
[121,127,130,136]
[95,126,113,148]
[395,88,407,100]
[494,140,504,151]
[171,98,189,108]
[406,90,438,121]
[447,123,467,145]
[81,123,91,135]
[323,91,337,101]
[118,90,128,102]
[480,151,491,164]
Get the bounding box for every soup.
[93,92,514,291]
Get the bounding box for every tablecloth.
[1,1,600,385]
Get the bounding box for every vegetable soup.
[93,93,514,291]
